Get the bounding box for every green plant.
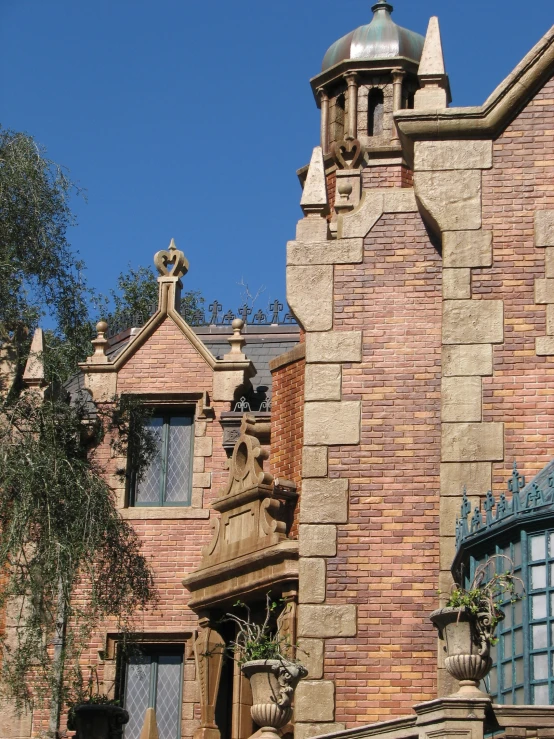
[445,554,524,638]
[220,596,297,665]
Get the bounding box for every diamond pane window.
[133,415,193,507]
[124,649,183,739]
[478,528,554,705]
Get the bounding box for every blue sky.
[0,0,552,320]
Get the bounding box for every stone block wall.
[477,76,554,487]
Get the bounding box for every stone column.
[391,69,405,143]
[345,73,358,140]
[318,88,330,155]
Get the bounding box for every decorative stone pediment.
[182,415,298,609]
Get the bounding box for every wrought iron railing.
[106,300,296,338]
[455,462,554,549]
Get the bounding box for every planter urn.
[430,606,500,696]
[241,659,307,739]
[67,704,129,739]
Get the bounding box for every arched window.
[368,88,384,136]
[331,93,345,142]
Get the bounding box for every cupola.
[322,0,424,73]
[311,1,425,163]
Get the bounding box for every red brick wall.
[270,355,305,537]
[28,317,232,738]
[118,318,213,394]
[478,76,554,487]
[329,211,442,724]
[362,164,413,189]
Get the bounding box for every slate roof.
[66,323,300,413]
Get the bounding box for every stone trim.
[535,213,554,356]
[395,24,554,142]
[121,508,210,520]
[338,188,418,239]
[268,342,306,372]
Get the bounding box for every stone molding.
[287,239,364,266]
[338,188,418,239]
[268,343,306,372]
[395,23,554,144]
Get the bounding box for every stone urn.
[430,606,501,695]
[241,659,307,738]
[67,704,129,739]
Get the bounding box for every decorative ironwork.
[259,397,271,412]
[233,397,251,412]
[456,461,554,550]
[105,300,297,338]
[208,301,222,324]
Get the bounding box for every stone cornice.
[396,24,554,151]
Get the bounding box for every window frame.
[129,410,195,508]
[472,527,554,705]
[122,644,184,739]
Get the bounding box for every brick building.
[6,3,554,739]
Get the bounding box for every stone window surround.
[119,393,213,520]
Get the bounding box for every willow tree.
[0,127,157,733]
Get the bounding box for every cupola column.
[318,88,330,154]
[345,72,358,140]
[391,68,405,143]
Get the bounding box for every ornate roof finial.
[372,0,393,14]
[154,238,189,279]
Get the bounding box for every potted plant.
[431,555,523,695]
[223,597,307,739]
[67,669,129,739]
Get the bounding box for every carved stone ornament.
[200,416,296,568]
[154,238,189,278]
[331,138,365,169]
[430,606,499,697]
[241,659,308,739]
[193,620,225,739]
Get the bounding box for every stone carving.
[201,415,296,566]
[193,618,225,739]
[154,238,189,279]
[331,138,365,169]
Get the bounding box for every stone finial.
[300,146,328,217]
[22,328,46,388]
[88,320,109,364]
[414,17,451,110]
[154,238,189,279]
[224,318,246,360]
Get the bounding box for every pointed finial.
[154,238,189,279]
[371,0,393,14]
[414,17,451,110]
[22,327,46,388]
[300,146,328,217]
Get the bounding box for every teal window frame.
[130,413,194,507]
[471,528,554,705]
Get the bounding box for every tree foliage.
[0,392,157,711]
[0,127,93,388]
[0,128,160,719]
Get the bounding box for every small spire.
[300,146,328,217]
[371,0,393,14]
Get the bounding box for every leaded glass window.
[477,529,554,704]
[124,649,183,739]
[132,415,193,507]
